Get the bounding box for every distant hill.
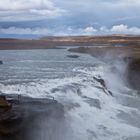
[0,35,139,50]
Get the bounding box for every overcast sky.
[0,0,140,38]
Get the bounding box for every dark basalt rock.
[0,61,3,65]
[67,55,80,58]
[93,77,113,96]
[0,94,64,140]
[93,77,106,88]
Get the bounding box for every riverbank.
[0,35,140,50]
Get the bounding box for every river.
[0,48,140,140]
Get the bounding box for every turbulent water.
[0,48,140,140]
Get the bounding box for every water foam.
[0,62,140,140]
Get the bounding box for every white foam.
[0,63,140,139]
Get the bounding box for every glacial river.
[0,48,140,140]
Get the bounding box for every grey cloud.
[0,24,140,36]
[0,0,65,21]
[0,0,140,37]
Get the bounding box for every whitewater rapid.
[0,48,140,140]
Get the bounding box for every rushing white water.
[0,48,140,140]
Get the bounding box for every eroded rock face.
[127,58,140,90]
[0,95,64,140]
